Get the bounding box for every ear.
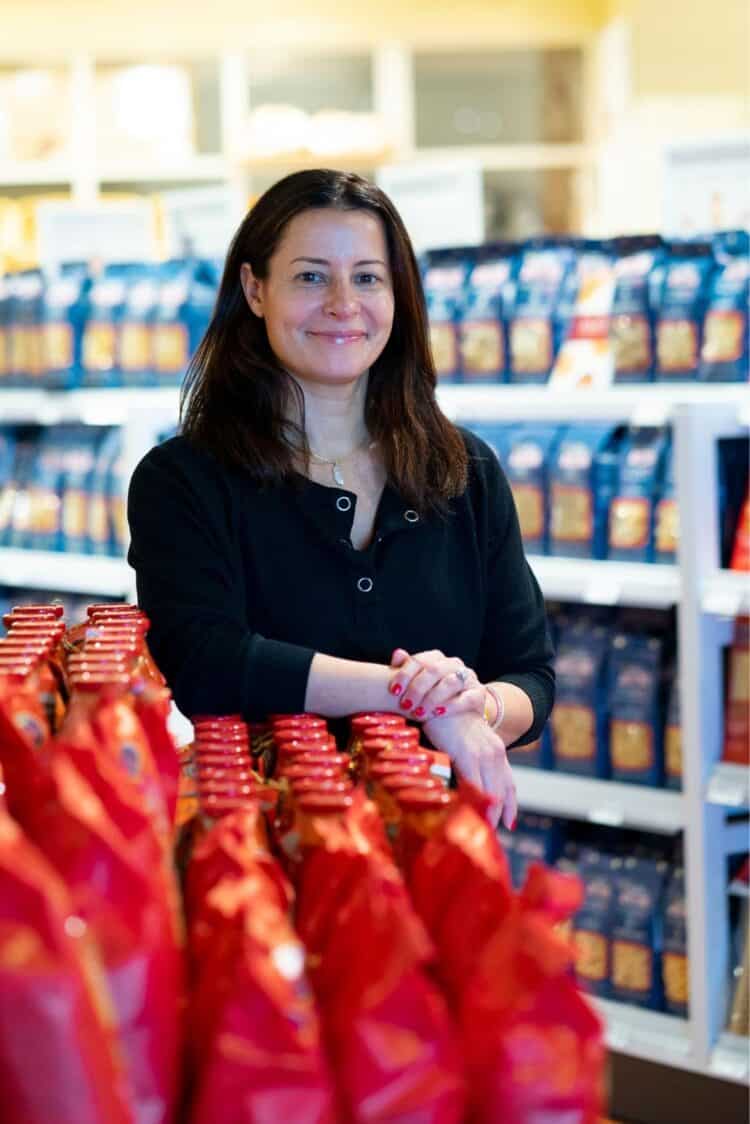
[240,262,264,317]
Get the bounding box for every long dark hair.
[181,168,468,512]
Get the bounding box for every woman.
[127,169,554,829]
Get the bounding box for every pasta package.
[549,240,617,389]
[422,248,473,382]
[610,857,668,1010]
[722,616,749,765]
[610,235,664,383]
[504,425,565,555]
[507,239,576,384]
[654,240,715,381]
[699,230,749,383]
[459,242,515,382]
[549,424,624,559]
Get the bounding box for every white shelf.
[0,388,180,426]
[437,383,750,425]
[728,881,749,899]
[711,1033,750,1084]
[703,571,750,617]
[98,155,228,184]
[513,766,684,832]
[0,549,132,597]
[596,998,694,1071]
[706,763,750,810]
[402,142,594,172]
[529,556,681,608]
[0,158,75,187]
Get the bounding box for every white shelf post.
[373,43,415,159]
[68,51,98,205]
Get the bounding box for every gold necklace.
[307,437,377,487]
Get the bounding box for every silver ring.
[456,668,468,685]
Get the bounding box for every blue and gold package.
[662,867,688,1016]
[608,632,664,786]
[551,622,610,777]
[459,242,515,383]
[611,235,663,383]
[654,443,678,564]
[506,813,563,888]
[60,426,99,555]
[572,849,615,999]
[608,426,670,562]
[611,857,667,1010]
[118,263,162,387]
[664,675,682,791]
[10,270,45,386]
[699,230,749,383]
[152,259,218,386]
[87,428,120,555]
[82,263,135,387]
[507,238,576,383]
[0,276,11,386]
[26,430,66,552]
[513,723,553,770]
[41,263,91,390]
[505,424,565,554]
[655,239,715,381]
[549,424,623,559]
[422,248,472,383]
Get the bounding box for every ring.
[456,668,467,685]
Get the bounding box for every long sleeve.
[470,436,555,746]
[127,439,315,721]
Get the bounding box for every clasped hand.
[388,648,517,829]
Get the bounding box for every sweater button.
[357,577,374,593]
[404,509,419,523]
[336,495,352,512]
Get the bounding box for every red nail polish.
[432,706,446,717]
[401,698,413,710]
[389,683,402,696]
[510,817,518,831]
[413,706,425,718]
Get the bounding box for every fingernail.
[413,706,425,718]
[389,683,402,696]
[401,698,413,711]
[432,706,446,717]
[510,817,518,831]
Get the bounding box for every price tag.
[583,578,621,605]
[607,1023,629,1052]
[704,590,744,618]
[588,806,625,827]
[713,1053,749,1082]
[632,401,670,427]
[706,777,748,808]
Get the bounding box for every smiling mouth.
[307,331,367,343]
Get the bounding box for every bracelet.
[484,685,505,732]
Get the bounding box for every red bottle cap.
[369,761,430,781]
[290,777,352,797]
[380,773,443,795]
[396,788,453,812]
[281,763,340,783]
[350,713,405,735]
[296,791,353,814]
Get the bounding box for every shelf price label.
[588,805,625,827]
[707,767,749,809]
[583,577,621,606]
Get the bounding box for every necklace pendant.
[332,463,345,487]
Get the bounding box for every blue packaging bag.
[107,438,128,557]
[662,866,688,1016]
[422,248,473,383]
[82,264,136,387]
[572,849,616,999]
[118,263,163,388]
[664,675,682,791]
[466,421,513,467]
[41,263,91,390]
[60,426,100,555]
[549,424,623,559]
[459,242,515,383]
[611,235,664,383]
[611,857,668,1010]
[654,443,678,564]
[608,426,670,562]
[26,429,68,552]
[507,238,576,384]
[152,259,219,387]
[608,632,664,786]
[0,275,12,387]
[505,424,565,555]
[699,229,749,383]
[507,813,564,888]
[551,622,610,777]
[655,239,715,381]
[11,270,45,387]
[5,435,39,548]
[87,428,121,555]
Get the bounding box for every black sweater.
[127,428,554,745]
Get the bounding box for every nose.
[323,278,360,318]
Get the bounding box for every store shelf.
[528,556,681,608]
[710,1033,750,1084]
[0,158,74,187]
[0,549,132,597]
[98,155,228,184]
[706,763,750,810]
[513,766,684,832]
[702,570,750,617]
[0,388,180,425]
[596,998,693,1069]
[728,880,749,899]
[436,383,750,425]
[403,142,594,172]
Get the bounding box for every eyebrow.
[289,257,387,267]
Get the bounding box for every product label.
[510,482,544,541]
[663,951,689,1004]
[702,310,744,364]
[110,495,128,550]
[655,498,679,555]
[552,703,595,760]
[551,484,593,543]
[153,323,189,373]
[0,328,9,377]
[87,495,110,545]
[612,938,652,993]
[574,929,608,982]
[460,319,503,375]
[610,720,654,772]
[510,318,552,374]
[62,490,89,540]
[609,497,651,550]
[657,319,698,372]
[611,313,651,372]
[28,486,61,535]
[83,322,117,372]
[429,322,458,377]
[43,323,74,370]
[119,323,152,370]
[665,724,682,779]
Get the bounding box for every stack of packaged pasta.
[0,602,606,1124]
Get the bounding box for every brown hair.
[180,168,468,512]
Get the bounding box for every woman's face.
[241,207,395,389]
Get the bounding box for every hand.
[422,711,517,830]
[388,647,486,721]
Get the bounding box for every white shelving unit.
[0,385,747,1083]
